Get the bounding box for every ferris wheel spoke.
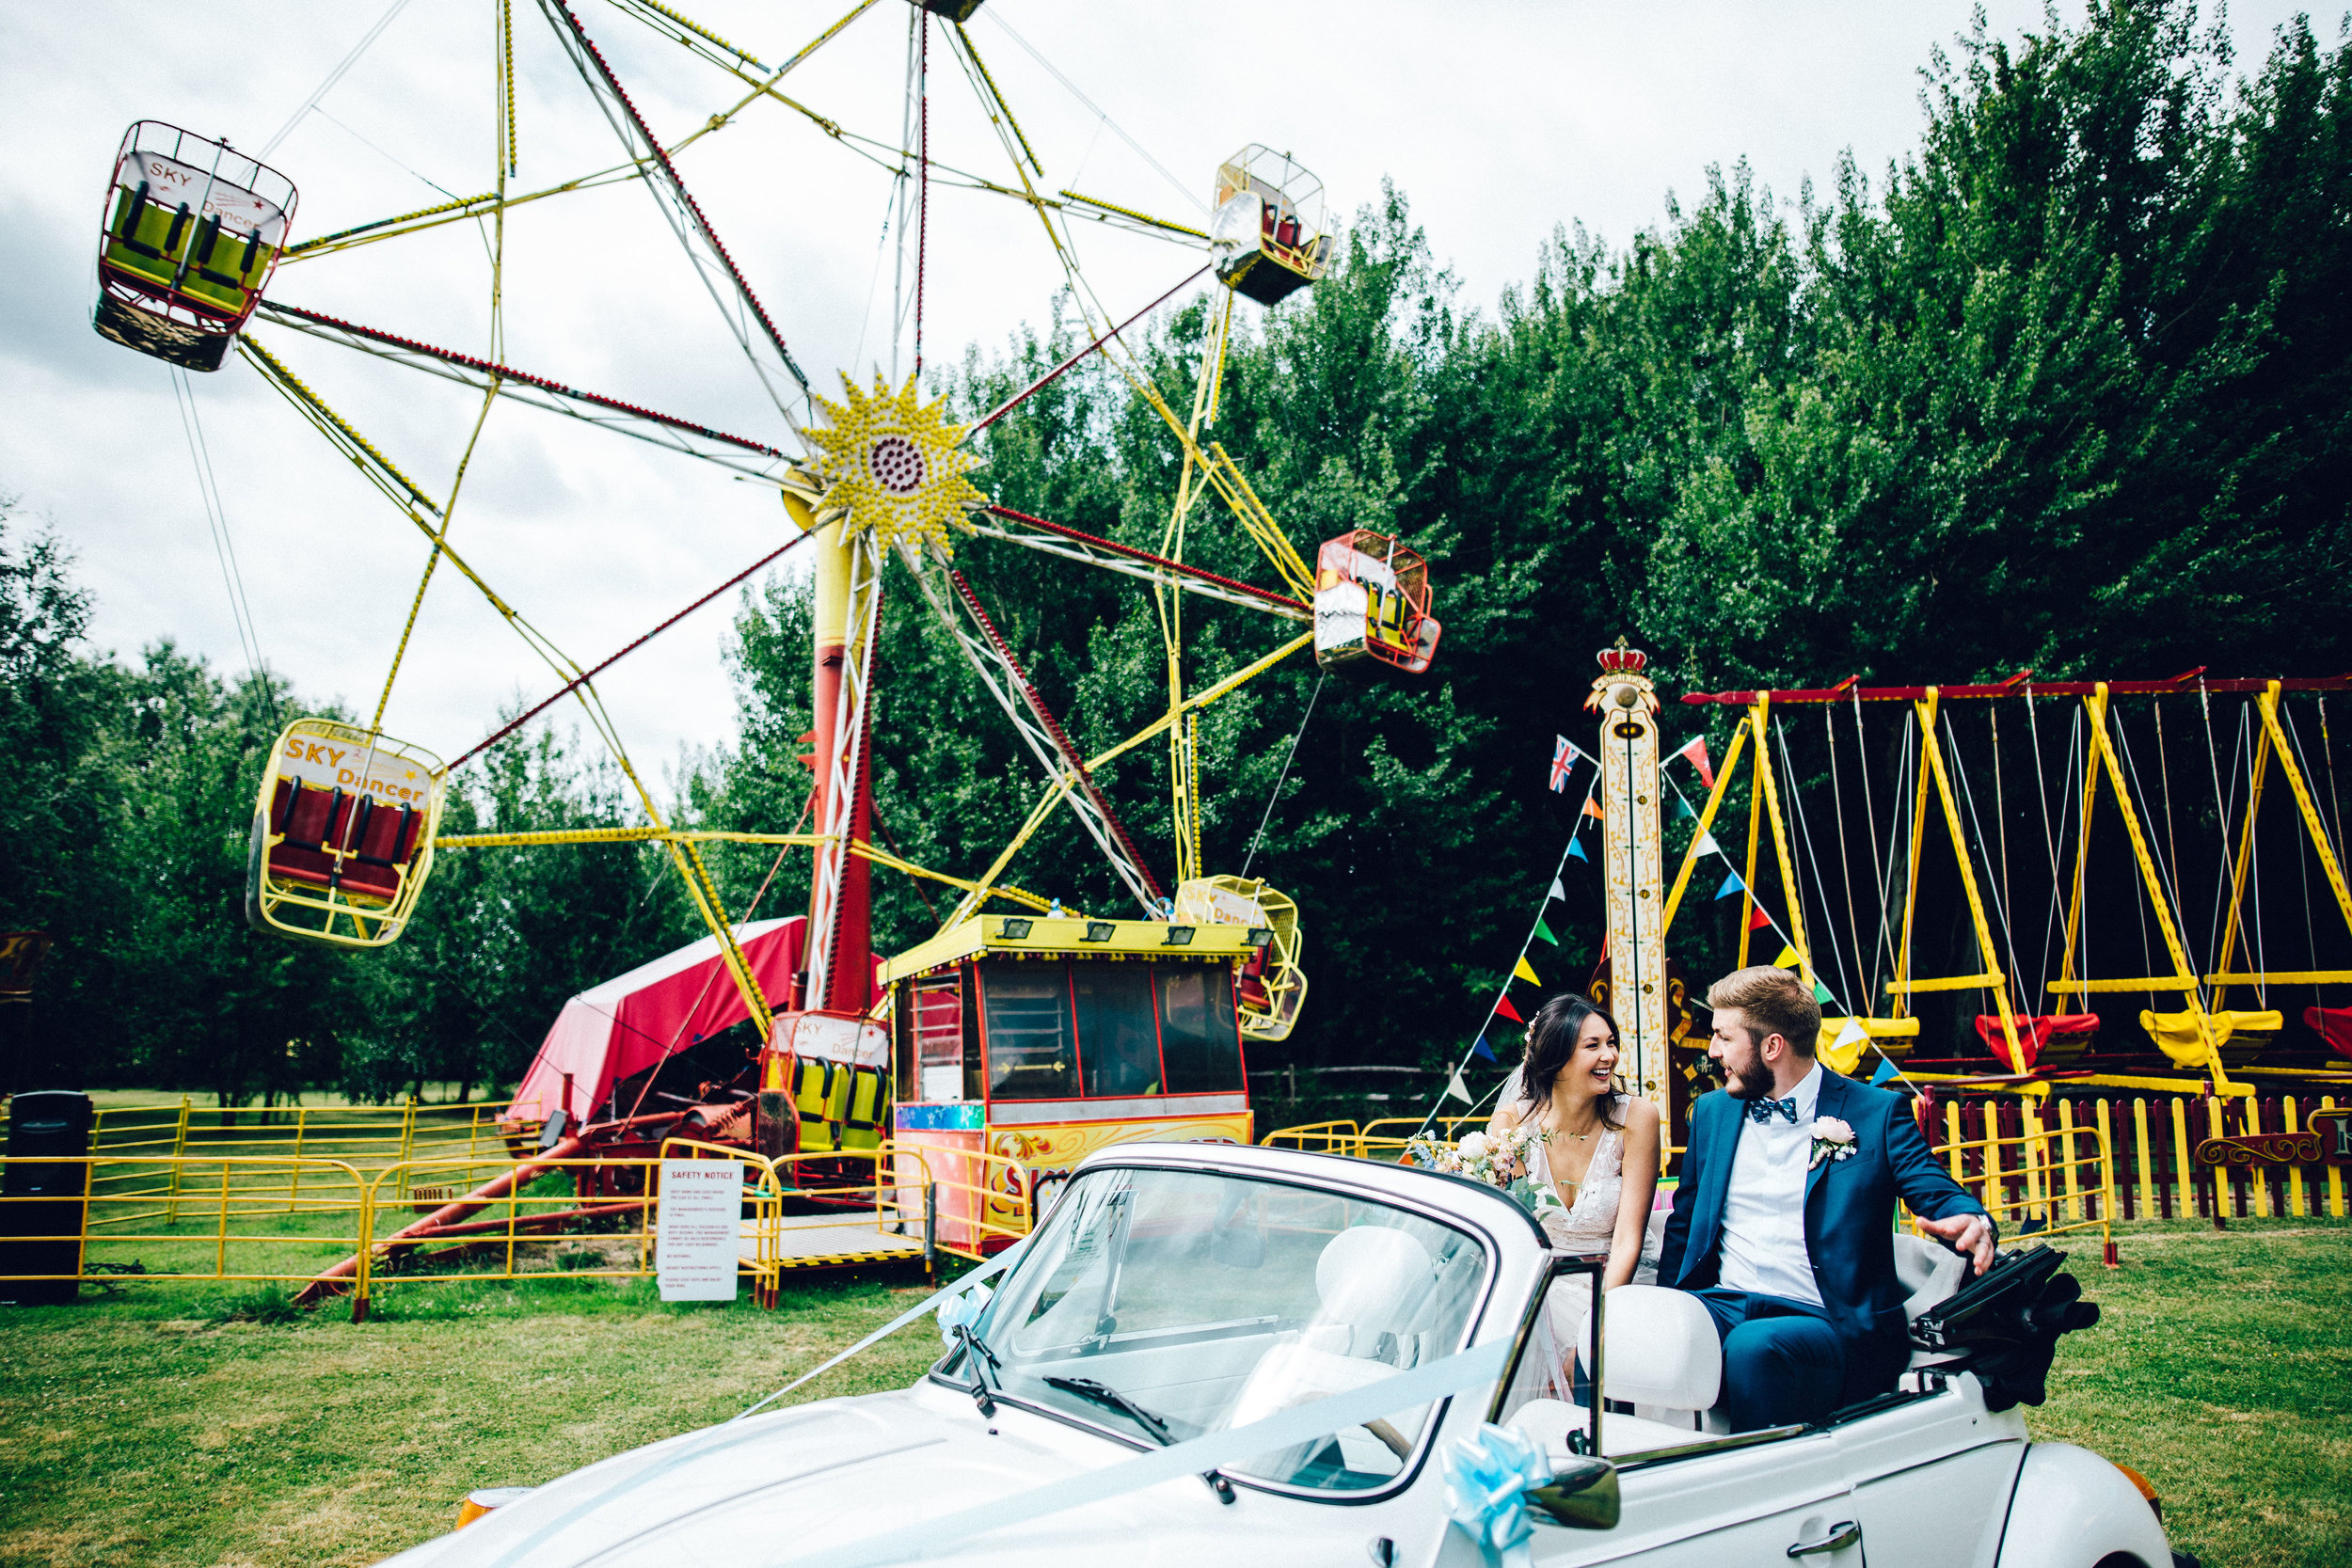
[900,554,1163,911]
[537,0,811,435]
[252,301,795,485]
[972,507,1304,621]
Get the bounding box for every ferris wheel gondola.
[1209,145,1332,307]
[93,122,295,372]
[244,719,447,949]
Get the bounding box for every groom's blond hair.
[1708,966,1820,1056]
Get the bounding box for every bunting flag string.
[1566,837,1589,863]
[1547,879,1565,902]
[1493,992,1525,1025]
[1747,906,1772,930]
[1671,734,1715,789]
[1470,1036,1497,1063]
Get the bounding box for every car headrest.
[1576,1284,1722,1412]
[1315,1225,1434,1337]
[1892,1232,1968,1321]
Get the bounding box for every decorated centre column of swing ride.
[93,0,1436,1245]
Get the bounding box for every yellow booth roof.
[881,912,1264,986]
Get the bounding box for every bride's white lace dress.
[1526,1096,1660,1284]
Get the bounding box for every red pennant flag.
[1675,735,1715,789]
[1747,906,1772,931]
[1494,992,1525,1024]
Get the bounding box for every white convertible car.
[383,1143,2184,1568]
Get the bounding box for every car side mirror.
[1528,1456,1620,1530]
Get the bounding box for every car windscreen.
[951,1164,1487,1494]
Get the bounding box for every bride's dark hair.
[1518,993,1627,1130]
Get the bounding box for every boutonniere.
[1809,1116,1858,1171]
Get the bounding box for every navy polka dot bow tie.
[1744,1096,1800,1125]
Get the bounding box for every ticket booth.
[883,913,1263,1252]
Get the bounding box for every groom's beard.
[1721,1044,1773,1100]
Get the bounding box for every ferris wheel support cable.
[371,378,501,734]
[538,0,811,434]
[251,302,793,483]
[448,528,814,770]
[904,550,1161,913]
[938,626,1314,928]
[946,566,1166,905]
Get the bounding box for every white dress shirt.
[1717,1061,1825,1307]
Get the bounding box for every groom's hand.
[1919,1212,1995,1275]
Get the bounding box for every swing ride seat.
[1311,530,1441,678]
[93,123,296,372]
[2139,1007,2282,1069]
[1971,1013,2101,1072]
[2306,1006,2352,1064]
[246,717,444,950]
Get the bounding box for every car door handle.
[1787,1520,1861,1558]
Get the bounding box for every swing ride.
[90,1,1433,1257]
[1661,670,2352,1104]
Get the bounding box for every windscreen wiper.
[955,1323,1001,1417]
[1044,1375,1173,1444]
[1042,1377,1236,1503]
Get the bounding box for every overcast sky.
[0,0,2320,786]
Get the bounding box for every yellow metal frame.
[2051,684,2238,1093]
[2207,680,2352,1003]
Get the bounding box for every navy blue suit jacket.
[1659,1069,1989,1356]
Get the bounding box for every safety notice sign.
[656,1160,743,1302]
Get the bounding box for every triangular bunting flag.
[1533,917,1559,946]
[1447,1070,1472,1104]
[1470,1036,1497,1063]
[1547,879,1565,902]
[1836,1018,1867,1048]
[1692,831,1721,858]
[1513,956,1542,986]
[1714,870,1745,900]
[1674,795,1697,821]
[1566,837,1589,862]
[1813,979,1835,1004]
[1581,795,1604,819]
[1772,944,1800,969]
[1747,907,1772,930]
[1494,993,1524,1024]
[1675,735,1716,789]
[1869,1054,1899,1086]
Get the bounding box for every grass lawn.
[0,1221,2344,1568]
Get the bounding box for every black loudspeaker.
[1,1090,94,1306]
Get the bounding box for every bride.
[1486,994,1662,1288]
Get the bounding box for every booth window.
[1157,966,1244,1093]
[981,966,1079,1099]
[1074,963,1160,1098]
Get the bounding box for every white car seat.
[1222,1226,1438,1468]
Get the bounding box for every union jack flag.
[1549,735,1581,792]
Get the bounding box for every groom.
[1657,966,1994,1432]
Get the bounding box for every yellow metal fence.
[0,1142,1028,1316]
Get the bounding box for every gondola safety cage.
[1210,145,1333,307]
[1312,528,1441,676]
[94,121,296,372]
[245,718,446,950]
[1174,875,1307,1042]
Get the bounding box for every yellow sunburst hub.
[804,372,986,556]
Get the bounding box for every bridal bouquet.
[1405,1127,1568,1223]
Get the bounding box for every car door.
[1831,1386,2027,1568]
[1525,1428,1867,1568]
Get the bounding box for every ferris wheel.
[89,0,1445,1087]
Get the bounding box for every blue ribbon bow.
[1745,1095,1800,1125]
[1442,1422,1551,1568]
[936,1281,993,1347]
